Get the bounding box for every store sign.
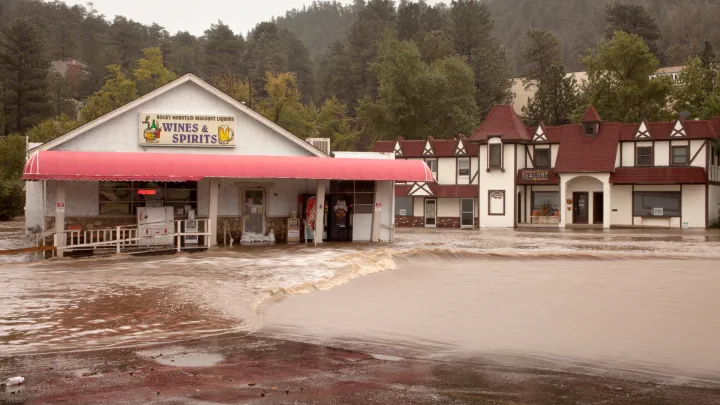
[138,113,236,147]
[521,170,549,181]
[653,207,664,216]
[56,201,65,213]
[375,202,382,212]
[137,189,156,195]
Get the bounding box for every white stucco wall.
[655,141,669,166]
[470,156,479,184]
[563,175,605,225]
[45,180,99,216]
[202,178,315,218]
[437,198,460,217]
[621,142,634,166]
[689,139,706,167]
[517,145,526,169]
[25,181,44,232]
[682,185,705,228]
[51,81,317,157]
[438,158,456,185]
[610,185,633,226]
[413,197,424,217]
[478,141,515,228]
[375,180,395,241]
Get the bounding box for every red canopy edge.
[23,151,435,182]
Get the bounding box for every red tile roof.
[516,169,560,185]
[712,117,720,134]
[610,167,707,184]
[581,106,601,122]
[395,184,478,198]
[470,105,530,142]
[616,120,718,140]
[553,123,620,173]
[373,138,478,158]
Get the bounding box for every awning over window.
[23,151,435,182]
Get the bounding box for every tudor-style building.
[375,105,720,229]
[373,137,479,228]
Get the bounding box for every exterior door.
[243,189,265,234]
[572,192,589,224]
[424,199,437,228]
[461,198,474,228]
[593,192,604,224]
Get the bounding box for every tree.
[133,47,176,95]
[450,0,511,116]
[522,63,580,126]
[420,30,455,63]
[47,72,76,118]
[80,65,137,122]
[0,135,26,220]
[582,31,672,122]
[605,2,662,60]
[520,29,561,84]
[0,18,51,135]
[258,72,302,125]
[166,31,203,76]
[26,115,80,143]
[673,57,720,119]
[397,0,423,42]
[203,21,245,81]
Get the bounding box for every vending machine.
[299,194,328,242]
[287,211,300,243]
[137,206,174,246]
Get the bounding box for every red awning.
[23,151,435,182]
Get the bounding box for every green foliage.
[523,63,581,126]
[203,21,245,81]
[0,18,52,135]
[673,57,720,119]
[26,115,80,143]
[420,30,455,63]
[604,2,662,60]
[133,47,176,95]
[80,65,137,123]
[582,31,672,122]
[520,29,561,84]
[0,135,26,220]
[47,71,76,118]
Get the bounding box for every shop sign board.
[139,113,236,147]
[375,202,382,212]
[521,170,549,181]
[56,201,65,213]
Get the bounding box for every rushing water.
[2,226,720,385]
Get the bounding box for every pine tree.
[605,2,662,61]
[203,21,245,81]
[0,18,51,135]
[522,63,580,126]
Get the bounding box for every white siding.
[517,145,526,169]
[551,144,559,168]
[438,158,456,185]
[53,81,316,157]
[655,141,670,166]
[478,140,515,228]
[375,181,395,241]
[682,185,705,228]
[437,198,460,217]
[45,180,99,216]
[690,140,706,167]
[470,155,479,184]
[25,181,45,232]
[610,185,632,226]
[413,197,424,217]
[621,142,634,166]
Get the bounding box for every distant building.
[511,66,684,116]
[50,58,88,89]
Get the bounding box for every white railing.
[50,219,212,255]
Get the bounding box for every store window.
[632,192,681,217]
[534,148,551,168]
[671,146,689,165]
[396,197,413,216]
[636,146,653,166]
[489,144,502,168]
[532,192,560,216]
[457,157,470,177]
[99,181,197,215]
[425,158,438,180]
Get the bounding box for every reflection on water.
[2,227,720,385]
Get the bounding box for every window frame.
[99,181,198,216]
[487,190,505,216]
[395,197,414,216]
[424,158,438,181]
[534,147,551,169]
[671,145,689,165]
[632,191,682,218]
[635,146,653,167]
[489,144,502,169]
[457,157,470,177]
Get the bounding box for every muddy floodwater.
[2,226,720,388]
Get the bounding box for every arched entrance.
[561,174,610,227]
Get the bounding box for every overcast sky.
[59,0,398,36]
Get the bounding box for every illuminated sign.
[137,189,157,195]
[139,113,236,147]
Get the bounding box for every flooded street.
[3,227,720,392]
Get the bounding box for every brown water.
[2,226,720,385]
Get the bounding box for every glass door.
[424,199,437,228]
[461,198,474,228]
[243,189,265,234]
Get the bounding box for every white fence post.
[176,220,182,252]
[116,226,121,254]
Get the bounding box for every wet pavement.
[3,225,720,403]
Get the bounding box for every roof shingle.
[470,105,529,142]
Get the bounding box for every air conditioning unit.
[306,138,331,155]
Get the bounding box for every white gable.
[394,141,403,156]
[635,121,651,139]
[455,139,467,155]
[422,140,434,156]
[533,126,547,142]
[670,120,686,137]
[408,182,433,196]
[35,75,323,157]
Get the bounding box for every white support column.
[55,180,66,257]
[371,181,381,242]
[208,178,219,247]
[603,178,612,229]
[559,176,567,228]
[315,180,326,244]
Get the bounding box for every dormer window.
[584,124,596,136]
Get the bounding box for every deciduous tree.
[133,47,176,95]
[80,65,137,122]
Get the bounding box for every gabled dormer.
[670,119,686,137]
[455,136,467,155]
[581,106,601,136]
[634,120,651,139]
[394,137,403,157]
[533,123,548,142]
[422,137,435,156]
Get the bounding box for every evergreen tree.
[673,56,720,119]
[522,63,580,126]
[80,65,137,122]
[605,2,662,60]
[0,18,51,135]
[420,30,455,63]
[166,31,203,76]
[520,29,561,84]
[133,47,176,95]
[582,31,672,122]
[47,71,76,118]
[203,21,245,81]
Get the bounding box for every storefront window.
[633,192,681,217]
[396,197,413,216]
[532,192,560,216]
[99,181,197,215]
